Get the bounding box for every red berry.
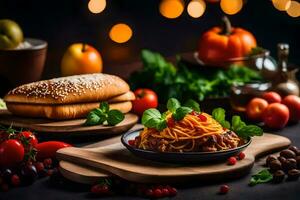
[191,111,197,116]
[167,117,175,127]
[128,140,135,146]
[219,185,229,194]
[162,188,170,197]
[153,188,163,198]
[91,184,109,195]
[145,188,154,197]
[47,169,54,176]
[11,174,20,186]
[43,158,52,167]
[228,157,237,165]
[198,114,207,122]
[91,184,101,194]
[99,185,109,194]
[167,186,177,196]
[34,162,45,172]
[238,152,246,160]
[1,183,9,192]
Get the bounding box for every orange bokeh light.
[88,0,106,14]
[272,0,291,11]
[187,0,206,18]
[159,0,184,19]
[220,0,243,15]
[109,23,133,43]
[286,1,300,17]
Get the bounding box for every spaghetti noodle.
[133,112,245,152]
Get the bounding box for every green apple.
[0,19,23,50]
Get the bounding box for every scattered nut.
[280,150,296,159]
[288,146,298,154]
[287,169,300,180]
[266,155,277,167]
[269,160,282,172]
[282,158,297,172]
[273,170,285,183]
[278,156,287,164]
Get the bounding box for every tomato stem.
[221,16,232,35]
[82,43,87,52]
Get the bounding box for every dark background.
[0,0,300,78]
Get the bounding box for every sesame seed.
[9,73,123,102]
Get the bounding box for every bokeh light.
[88,0,106,14]
[159,0,184,19]
[109,23,133,43]
[220,0,243,15]
[272,0,291,11]
[286,1,300,17]
[187,0,206,18]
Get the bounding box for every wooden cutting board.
[0,110,138,137]
[56,132,291,184]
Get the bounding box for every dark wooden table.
[1,122,300,200]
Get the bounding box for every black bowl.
[121,129,251,164]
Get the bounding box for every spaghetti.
[133,112,245,152]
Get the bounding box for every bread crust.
[108,91,135,103]
[6,101,132,120]
[4,73,130,105]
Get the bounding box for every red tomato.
[263,103,289,129]
[0,139,25,167]
[246,98,268,121]
[282,95,300,122]
[17,131,38,148]
[132,88,158,116]
[262,91,282,104]
[35,141,72,160]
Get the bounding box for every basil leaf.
[141,109,162,125]
[84,113,101,126]
[212,108,230,129]
[238,125,263,139]
[249,169,273,186]
[107,110,125,126]
[184,99,200,112]
[156,120,167,131]
[173,106,193,121]
[167,98,181,113]
[143,118,162,128]
[100,102,109,113]
[161,111,169,119]
[231,115,246,131]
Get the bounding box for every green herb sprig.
[84,102,125,126]
[249,169,273,186]
[142,98,200,131]
[211,108,263,139]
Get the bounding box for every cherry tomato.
[263,103,289,129]
[227,156,237,165]
[219,185,229,194]
[132,89,158,116]
[0,139,25,167]
[17,131,38,148]
[35,141,72,160]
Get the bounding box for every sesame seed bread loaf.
[108,91,135,103]
[4,73,130,105]
[6,101,132,120]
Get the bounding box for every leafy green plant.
[85,102,124,126]
[211,108,263,139]
[249,169,273,186]
[129,50,262,103]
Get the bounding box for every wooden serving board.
[57,132,291,184]
[0,110,138,137]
